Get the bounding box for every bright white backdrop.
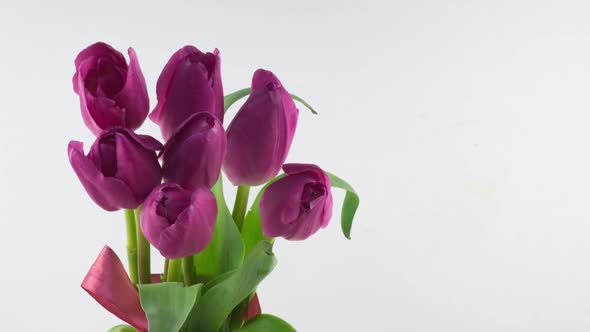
[2,0,590,331]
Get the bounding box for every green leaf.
[107,325,136,332]
[224,88,318,114]
[224,88,251,113]
[138,282,202,332]
[233,314,296,332]
[241,175,285,256]
[194,177,244,278]
[201,270,234,294]
[328,173,360,239]
[290,94,317,114]
[186,241,277,332]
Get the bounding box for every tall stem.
[124,210,138,285]
[134,207,151,284]
[232,185,250,231]
[167,258,182,282]
[162,258,169,282]
[182,256,197,286]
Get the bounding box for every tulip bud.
[68,128,163,211]
[223,69,299,186]
[260,164,333,240]
[140,183,217,258]
[161,112,226,190]
[150,46,223,140]
[73,42,149,136]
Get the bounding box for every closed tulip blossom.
[260,164,333,240]
[68,128,163,211]
[141,183,217,258]
[223,69,299,186]
[161,112,226,190]
[150,46,223,140]
[73,42,149,136]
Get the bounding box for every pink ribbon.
[82,246,262,331]
[81,246,148,331]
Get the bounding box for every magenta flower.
[223,69,299,186]
[260,164,333,240]
[140,183,217,258]
[150,46,223,140]
[161,112,226,190]
[68,128,163,211]
[73,42,149,136]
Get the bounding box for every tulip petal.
[136,134,164,151]
[262,174,309,225]
[260,164,334,240]
[75,42,126,70]
[68,141,137,211]
[77,58,126,135]
[154,46,200,104]
[142,184,218,259]
[223,70,298,186]
[113,48,149,130]
[283,164,334,232]
[151,46,223,139]
[211,48,224,119]
[283,164,331,187]
[158,188,217,258]
[286,197,326,240]
[140,185,175,251]
[73,43,149,135]
[161,112,226,190]
[224,93,288,185]
[81,246,148,332]
[223,87,318,115]
[113,131,163,203]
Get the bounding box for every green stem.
[134,207,151,284]
[162,258,169,282]
[232,185,250,231]
[167,258,182,282]
[182,256,197,286]
[124,210,138,285]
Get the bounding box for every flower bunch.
[68,42,359,332]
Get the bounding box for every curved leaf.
[328,173,360,239]
[107,325,136,332]
[234,314,296,332]
[201,270,235,294]
[138,282,202,332]
[290,94,317,114]
[223,88,317,114]
[241,175,285,256]
[186,242,277,332]
[224,88,251,113]
[193,177,244,278]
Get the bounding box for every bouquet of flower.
[67,42,359,332]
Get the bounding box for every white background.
[2,0,590,331]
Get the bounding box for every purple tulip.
[161,112,226,190]
[73,42,149,136]
[150,46,223,140]
[223,69,299,186]
[260,164,333,240]
[68,128,163,211]
[140,183,217,258]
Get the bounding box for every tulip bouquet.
[67,42,359,332]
